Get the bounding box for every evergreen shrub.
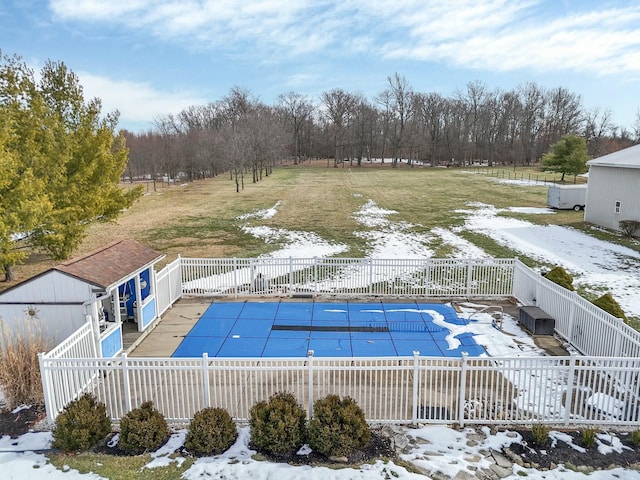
[118,401,169,454]
[249,392,307,456]
[52,393,111,452]
[308,394,370,457]
[185,407,237,456]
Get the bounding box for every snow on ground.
[211,196,640,318]
[6,197,640,477]
[3,424,640,479]
[454,202,640,318]
[241,225,349,258]
[236,201,282,220]
[352,200,432,259]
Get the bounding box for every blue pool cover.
[172,301,488,358]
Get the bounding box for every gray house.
[584,143,640,232]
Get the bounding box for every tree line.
[124,74,640,187]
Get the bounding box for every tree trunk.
[4,264,15,282]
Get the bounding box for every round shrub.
[308,394,370,457]
[544,266,574,291]
[118,401,169,454]
[52,393,111,452]
[592,293,628,324]
[249,392,307,456]
[185,407,238,456]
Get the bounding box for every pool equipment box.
[518,306,555,335]
[547,184,587,211]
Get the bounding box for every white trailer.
[547,184,587,211]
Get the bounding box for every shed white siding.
[0,271,94,303]
[584,144,640,232]
[0,271,95,346]
[584,165,640,231]
[0,304,86,347]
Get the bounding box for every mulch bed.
[249,429,393,466]
[0,404,47,438]
[4,407,640,472]
[507,429,640,470]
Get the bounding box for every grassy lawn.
[6,162,637,288]
[21,163,640,476]
[47,452,195,480]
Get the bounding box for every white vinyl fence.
[180,257,515,298]
[155,258,182,317]
[512,259,640,358]
[40,257,640,428]
[39,352,640,426]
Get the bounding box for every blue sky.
[2,0,640,133]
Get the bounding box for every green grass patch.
[47,452,195,480]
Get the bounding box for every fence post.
[38,353,55,423]
[89,314,102,358]
[202,353,211,408]
[177,254,183,299]
[369,258,373,296]
[233,258,238,297]
[566,291,577,342]
[121,353,132,413]
[458,353,468,427]
[289,257,294,295]
[313,257,318,294]
[412,351,420,425]
[563,354,577,426]
[307,350,314,419]
[466,260,473,297]
[425,259,431,297]
[614,320,623,356]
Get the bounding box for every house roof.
[587,143,640,168]
[54,239,165,290]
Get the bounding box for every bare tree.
[379,73,414,167]
[277,91,314,164]
[583,107,615,157]
[321,88,357,167]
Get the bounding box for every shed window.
[614,200,621,214]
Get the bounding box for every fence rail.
[40,256,640,428]
[39,352,640,427]
[180,257,515,298]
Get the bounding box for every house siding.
[584,165,640,231]
[0,271,94,346]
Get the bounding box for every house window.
[614,200,621,214]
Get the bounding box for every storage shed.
[0,239,165,356]
[584,144,640,232]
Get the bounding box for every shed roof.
[54,239,165,290]
[587,143,640,169]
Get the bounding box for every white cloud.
[378,2,640,76]
[48,1,640,78]
[77,72,206,129]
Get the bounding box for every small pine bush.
[118,401,169,454]
[544,266,574,291]
[630,430,640,446]
[592,293,628,324]
[185,407,238,456]
[52,393,111,452]
[581,427,598,449]
[249,392,307,456]
[308,394,370,457]
[530,424,549,447]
